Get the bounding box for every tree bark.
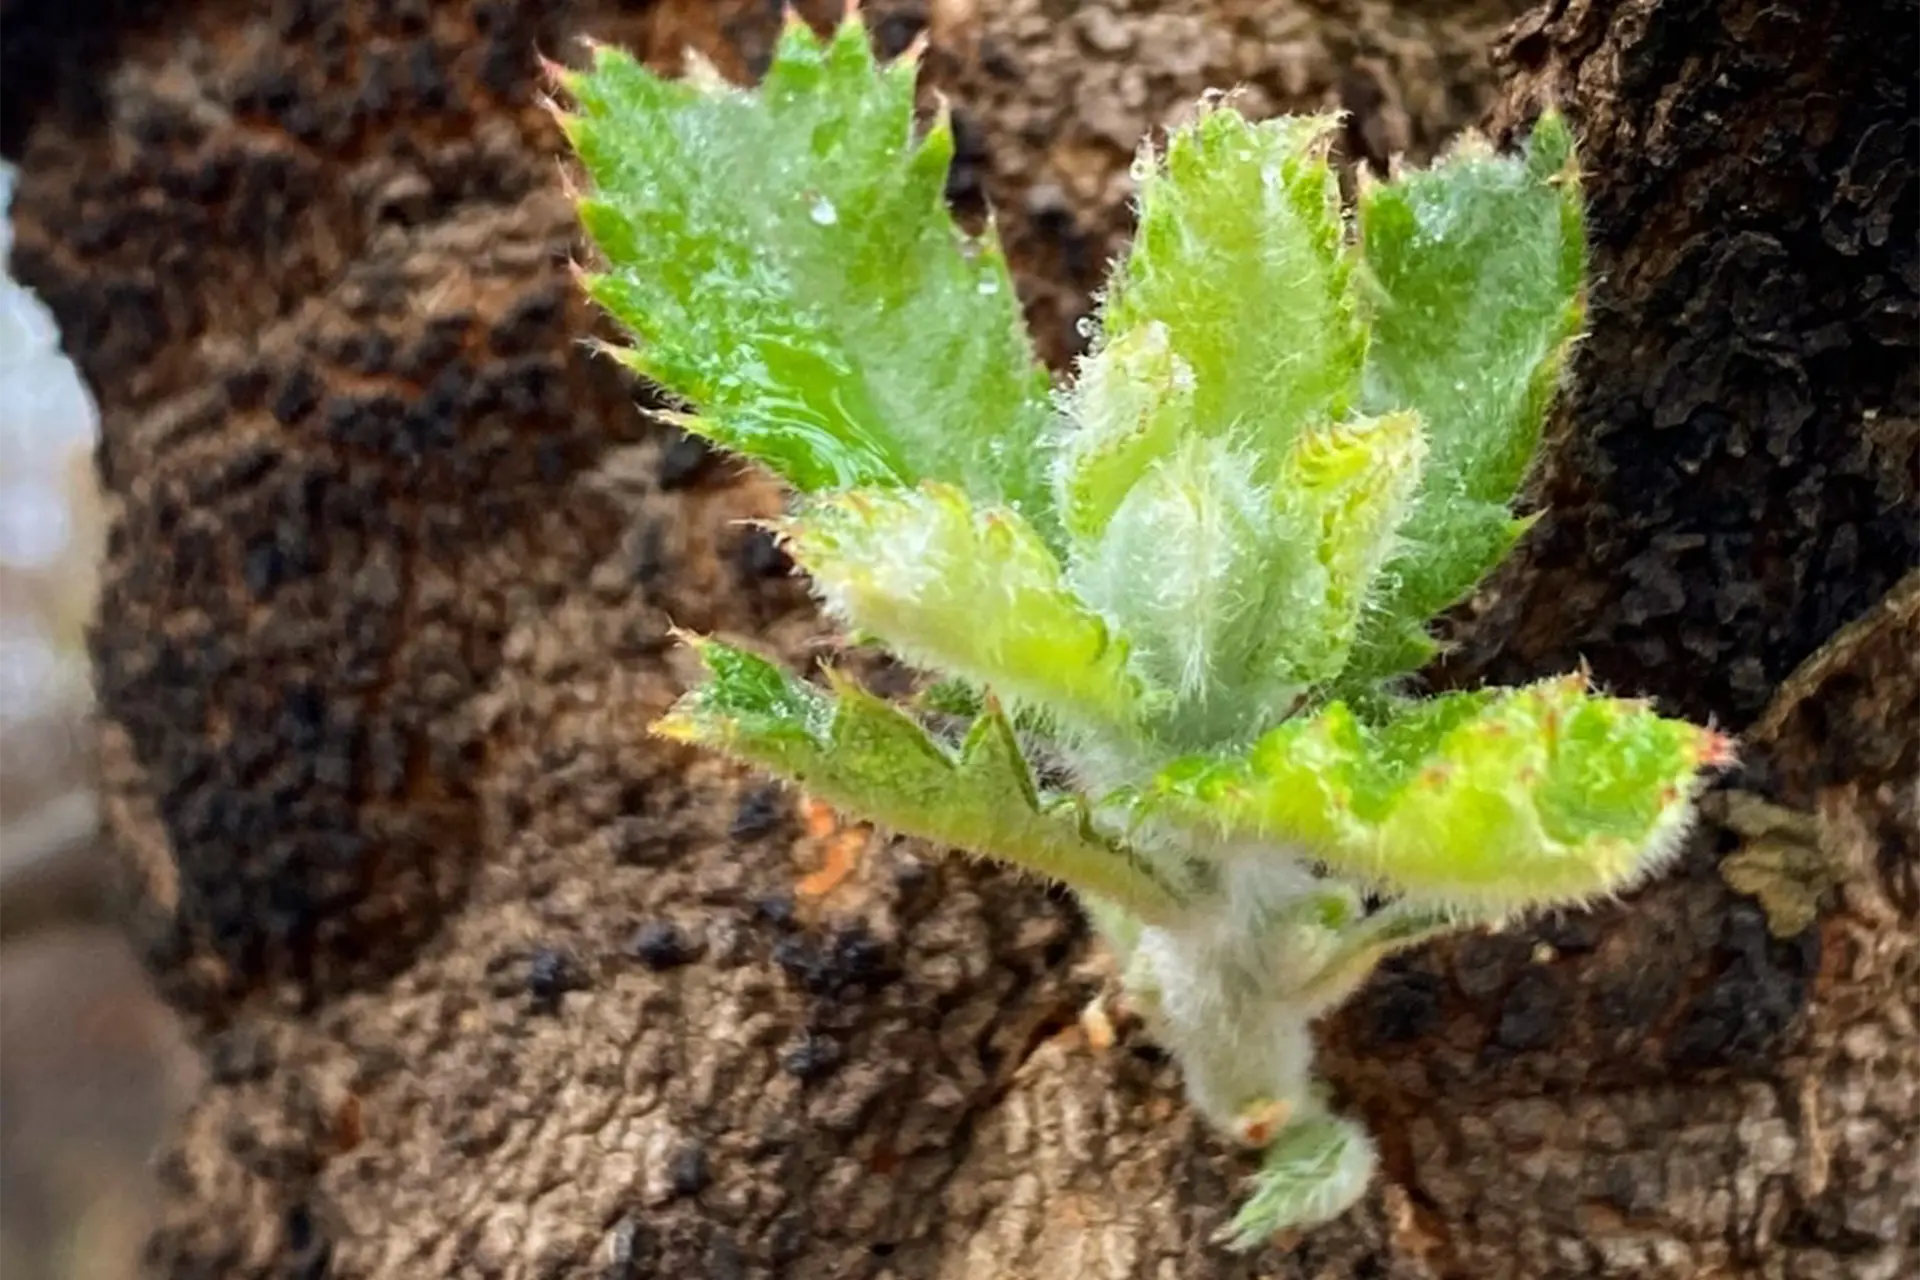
[6,1,1914,1277]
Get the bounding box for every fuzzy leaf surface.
[1067,435,1290,745]
[781,482,1149,731]
[1263,410,1427,690]
[654,639,1186,920]
[1345,112,1587,681]
[1079,108,1362,493]
[1217,1114,1378,1251]
[1052,319,1194,543]
[1138,675,1726,912]
[563,19,1055,520]
[1069,412,1424,749]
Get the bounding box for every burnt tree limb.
[6,0,1915,1277]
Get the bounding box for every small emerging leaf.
[1216,1113,1377,1251]
[1067,435,1295,746]
[1054,319,1194,543]
[1141,675,1728,913]
[781,482,1150,731]
[1263,410,1427,688]
[655,638,1188,920]
[563,19,1057,523]
[1069,413,1424,746]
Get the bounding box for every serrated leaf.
[1087,107,1363,476]
[562,18,1056,522]
[1216,1113,1378,1250]
[779,482,1150,731]
[1138,674,1728,913]
[1344,111,1587,682]
[655,639,1188,920]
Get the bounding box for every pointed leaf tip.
[1089,107,1362,463]
[1341,119,1588,686]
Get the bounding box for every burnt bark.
[5,1,1914,1278]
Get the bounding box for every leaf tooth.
[1697,727,1739,770]
[549,151,581,201]
[681,48,733,95]
[892,27,931,68]
[534,50,570,92]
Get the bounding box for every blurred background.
[0,158,196,1280]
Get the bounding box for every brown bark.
[5,1,1914,1277]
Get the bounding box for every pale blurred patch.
[1,158,189,1280]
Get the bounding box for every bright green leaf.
[655,638,1189,921]
[1069,413,1424,748]
[1139,674,1729,913]
[1088,107,1363,475]
[562,18,1057,522]
[1264,410,1427,688]
[779,482,1151,731]
[1053,319,1194,543]
[1344,111,1587,683]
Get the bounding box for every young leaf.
[779,482,1151,731]
[1138,674,1730,914]
[1292,899,1462,1013]
[1068,412,1423,748]
[563,31,1720,1247]
[1216,1113,1378,1251]
[1053,319,1194,543]
[560,18,1057,521]
[1065,434,1297,747]
[654,638,1189,921]
[1087,108,1363,477]
[1343,111,1587,682]
[1262,410,1427,689]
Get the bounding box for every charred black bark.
[1458,0,1918,731]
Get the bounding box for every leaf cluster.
[556,13,1731,1245]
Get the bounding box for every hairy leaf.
[1068,412,1423,747]
[1066,434,1295,746]
[1139,674,1729,913]
[1343,111,1587,682]
[1216,1113,1378,1251]
[564,32,1721,1247]
[1053,319,1194,543]
[1264,410,1427,688]
[561,17,1056,522]
[778,483,1150,731]
[655,638,1188,920]
[1086,107,1362,480]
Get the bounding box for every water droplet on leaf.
[810,196,838,226]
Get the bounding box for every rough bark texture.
[5,0,1915,1277]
